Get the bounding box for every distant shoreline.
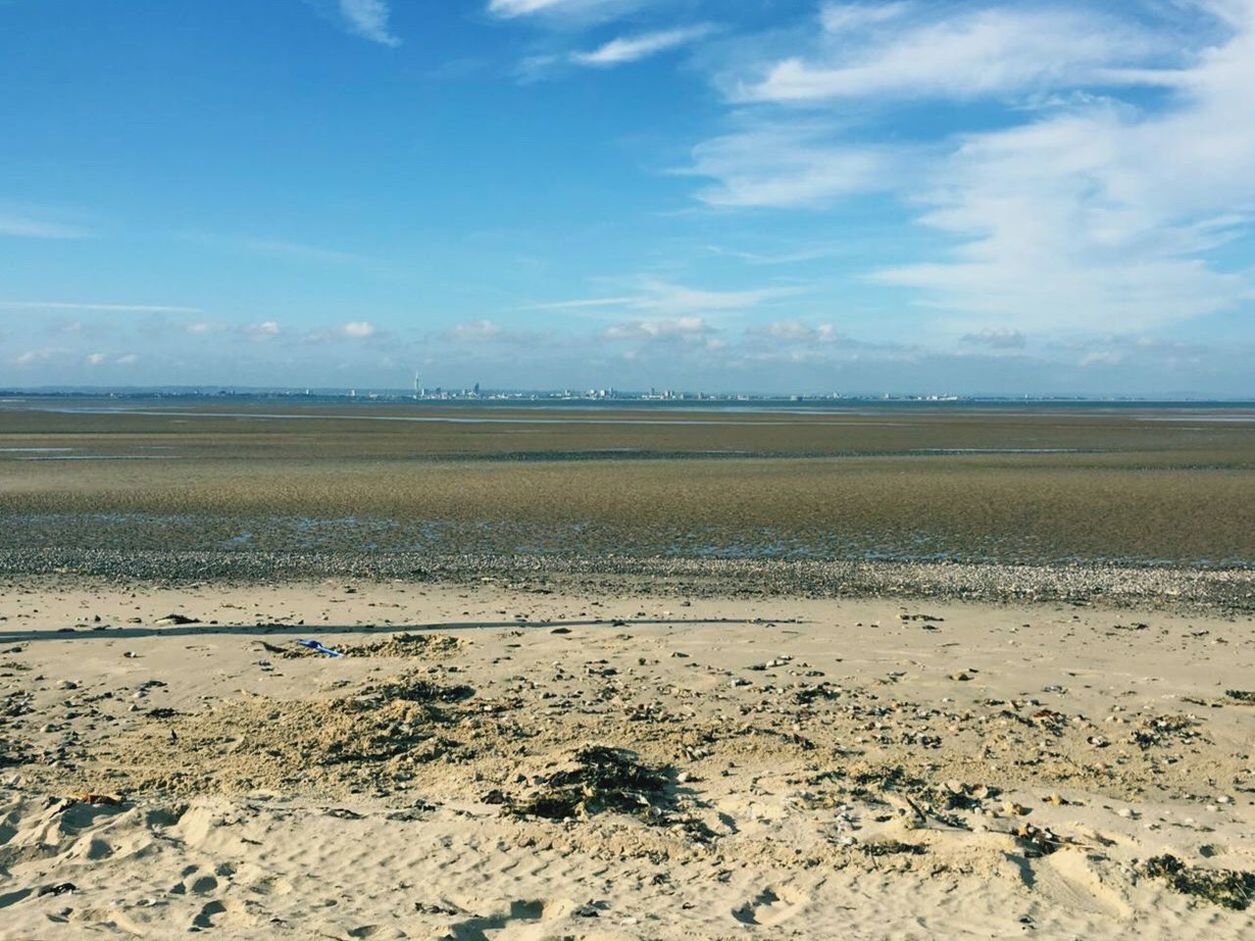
[4,389,1255,409]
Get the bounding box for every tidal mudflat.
[1,400,1252,576]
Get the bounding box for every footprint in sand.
[732,886,808,927]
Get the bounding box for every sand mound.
[91,674,480,796]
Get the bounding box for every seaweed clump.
[509,746,674,822]
[859,840,927,858]
[1144,855,1254,911]
[0,735,22,767]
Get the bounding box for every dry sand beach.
[1,576,1253,939]
[0,401,1252,939]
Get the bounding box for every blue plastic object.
[296,639,344,658]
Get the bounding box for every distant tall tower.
[413,370,421,399]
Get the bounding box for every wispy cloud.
[0,301,201,314]
[341,320,377,338]
[734,6,1157,104]
[526,278,801,316]
[685,123,893,209]
[487,0,648,21]
[335,0,400,46]
[85,351,140,367]
[686,1,1255,333]
[241,238,374,266]
[570,24,715,67]
[706,244,848,265]
[819,2,915,35]
[0,209,92,240]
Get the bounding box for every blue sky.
[1,0,1253,395]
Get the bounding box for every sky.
[1,0,1254,396]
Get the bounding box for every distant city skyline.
[2,1,1254,395]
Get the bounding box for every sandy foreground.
[0,577,1252,939]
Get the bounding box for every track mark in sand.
[732,886,807,926]
[1037,849,1133,920]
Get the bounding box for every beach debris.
[748,656,792,671]
[859,840,927,857]
[36,882,77,898]
[363,677,475,704]
[507,745,673,823]
[282,633,461,659]
[296,639,344,658]
[155,613,199,626]
[1128,714,1200,749]
[1143,855,1255,910]
[415,901,462,916]
[1014,823,1065,857]
[76,792,125,807]
[1224,690,1255,704]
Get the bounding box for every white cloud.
[115,353,139,366]
[687,1,1255,333]
[571,24,714,67]
[86,352,108,366]
[14,348,62,367]
[753,320,841,343]
[872,26,1255,331]
[1080,351,1124,367]
[961,327,1026,350]
[736,7,1156,104]
[245,321,281,338]
[604,315,713,341]
[341,320,377,338]
[185,321,224,335]
[337,0,400,46]
[449,319,505,341]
